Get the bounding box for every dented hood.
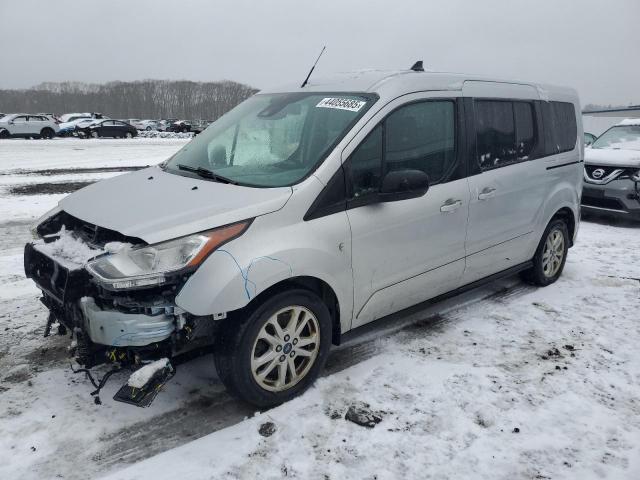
[585,148,640,168]
[60,167,292,244]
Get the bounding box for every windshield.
[592,125,640,151]
[164,92,375,187]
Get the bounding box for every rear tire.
[214,289,332,408]
[521,218,569,286]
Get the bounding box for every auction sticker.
[316,97,366,112]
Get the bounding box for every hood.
[585,148,640,168]
[60,167,292,244]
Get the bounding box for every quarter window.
[347,100,456,199]
[349,125,383,198]
[552,102,577,153]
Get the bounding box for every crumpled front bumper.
[24,242,177,349]
[79,297,175,347]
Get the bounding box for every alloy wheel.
[542,228,565,277]
[250,305,320,392]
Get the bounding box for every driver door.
[345,94,470,328]
[11,115,30,135]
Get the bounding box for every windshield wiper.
[176,164,237,185]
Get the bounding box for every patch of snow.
[33,227,103,270]
[617,118,640,126]
[128,358,171,389]
[585,147,640,167]
[137,131,194,139]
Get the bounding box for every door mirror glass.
[380,169,429,201]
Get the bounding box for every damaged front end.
[24,209,250,405]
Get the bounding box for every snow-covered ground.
[0,138,639,480]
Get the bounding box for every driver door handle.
[478,187,496,200]
[440,199,463,213]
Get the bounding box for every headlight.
[31,205,62,239]
[86,220,251,290]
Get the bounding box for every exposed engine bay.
[24,210,221,405]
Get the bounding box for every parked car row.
[0,111,211,139]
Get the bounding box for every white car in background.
[136,119,160,131]
[58,118,100,137]
[59,112,107,123]
[0,114,60,139]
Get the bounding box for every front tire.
[214,289,332,408]
[521,218,569,286]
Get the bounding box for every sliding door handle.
[440,199,463,213]
[478,187,496,200]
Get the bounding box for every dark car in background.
[168,120,191,133]
[77,119,137,139]
[582,119,640,221]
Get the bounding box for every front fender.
[175,212,353,331]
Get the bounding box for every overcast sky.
[0,0,638,106]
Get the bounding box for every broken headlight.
[86,220,251,290]
[30,205,62,239]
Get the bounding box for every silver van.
[25,68,583,407]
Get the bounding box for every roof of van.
[261,69,577,101]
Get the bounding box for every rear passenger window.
[514,102,535,159]
[475,101,516,169]
[475,100,538,170]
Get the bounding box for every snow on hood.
[59,167,292,244]
[585,147,640,168]
[33,227,131,270]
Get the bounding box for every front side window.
[347,100,456,199]
[164,93,375,187]
[591,125,640,151]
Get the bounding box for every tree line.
[0,80,258,120]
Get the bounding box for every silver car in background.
[25,68,583,407]
[582,119,640,220]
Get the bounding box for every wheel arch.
[230,276,342,346]
[550,206,576,246]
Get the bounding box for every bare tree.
[0,79,257,119]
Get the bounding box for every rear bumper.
[581,180,640,220]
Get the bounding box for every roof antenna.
[410,60,424,72]
[301,46,326,88]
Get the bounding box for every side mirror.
[379,169,429,202]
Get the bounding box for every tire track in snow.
[93,281,534,474]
